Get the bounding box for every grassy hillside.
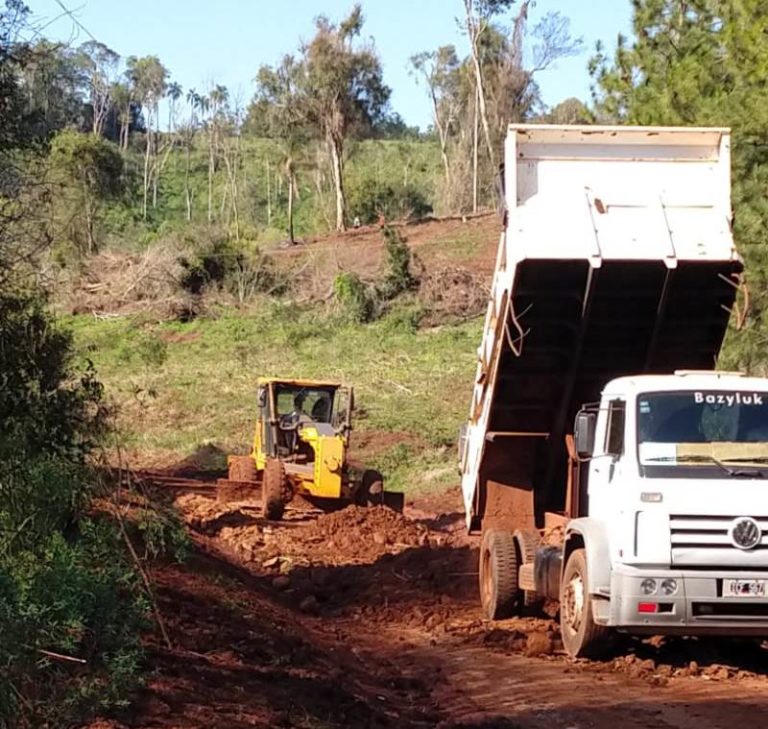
[70,303,483,494]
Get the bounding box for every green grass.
[68,304,482,496]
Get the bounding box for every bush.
[0,288,148,726]
[0,501,146,726]
[333,272,375,323]
[0,289,108,464]
[379,226,415,299]
[348,178,432,225]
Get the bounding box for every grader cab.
[225,378,404,519]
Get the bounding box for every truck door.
[588,399,626,519]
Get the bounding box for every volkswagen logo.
[729,517,762,550]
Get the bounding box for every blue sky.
[24,0,632,128]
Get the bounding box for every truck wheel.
[479,529,520,620]
[356,469,385,507]
[514,529,542,607]
[262,458,287,521]
[228,455,257,482]
[560,548,610,658]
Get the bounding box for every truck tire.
[514,529,542,607]
[262,458,287,521]
[479,529,520,620]
[356,469,385,507]
[560,548,610,658]
[228,455,257,483]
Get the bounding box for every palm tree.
[166,80,182,133]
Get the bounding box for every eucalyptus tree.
[125,55,168,218]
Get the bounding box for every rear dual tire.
[479,529,520,619]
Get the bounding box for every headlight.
[640,578,657,595]
[661,578,678,596]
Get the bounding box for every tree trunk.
[184,142,192,222]
[142,127,151,220]
[287,168,295,244]
[207,135,215,224]
[431,89,451,190]
[465,3,496,171]
[121,113,129,150]
[473,85,479,215]
[328,137,346,232]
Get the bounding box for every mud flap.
[382,491,405,513]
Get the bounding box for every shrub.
[379,225,415,299]
[333,272,375,323]
[348,178,432,225]
[0,288,149,726]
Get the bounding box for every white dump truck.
[459,124,768,657]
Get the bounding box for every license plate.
[723,579,767,597]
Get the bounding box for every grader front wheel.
[356,469,385,506]
[262,458,287,521]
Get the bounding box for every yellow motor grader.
[223,377,404,520]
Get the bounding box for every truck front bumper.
[607,565,768,635]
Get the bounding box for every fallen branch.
[38,649,87,665]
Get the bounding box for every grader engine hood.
[299,424,345,499]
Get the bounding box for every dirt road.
[110,479,768,729]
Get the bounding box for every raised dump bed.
[460,124,742,532]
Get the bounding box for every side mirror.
[574,411,596,458]
[257,388,267,408]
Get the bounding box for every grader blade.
[382,491,405,513]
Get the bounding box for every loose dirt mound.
[301,505,432,561]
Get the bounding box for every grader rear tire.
[262,458,287,521]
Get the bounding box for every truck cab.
[559,372,768,655]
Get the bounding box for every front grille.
[670,515,768,550]
[670,515,768,567]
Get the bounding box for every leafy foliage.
[49,129,125,255]
[333,271,374,323]
[380,226,416,299]
[0,288,146,726]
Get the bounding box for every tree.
[166,80,182,133]
[544,96,593,124]
[410,46,461,190]
[79,40,119,137]
[590,0,768,373]
[299,5,390,231]
[205,84,229,224]
[110,81,133,149]
[17,39,87,139]
[255,56,310,243]
[49,129,124,255]
[126,55,168,219]
[463,0,521,171]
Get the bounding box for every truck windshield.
[637,390,768,474]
